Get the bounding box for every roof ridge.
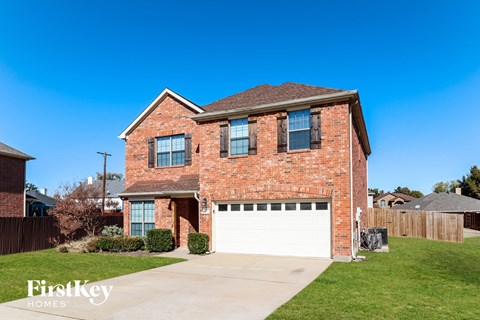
[202,82,348,112]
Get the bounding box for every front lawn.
[269,237,480,320]
[0,249,184,303]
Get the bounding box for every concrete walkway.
[0,253,332,320]
[464,228,480,238]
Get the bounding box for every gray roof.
[394,192,480,213]
[26,190,56,207]
[0,141,35,160]
[83,180,125,198]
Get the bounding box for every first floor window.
[288,109,310,150]
[157,134,185,167]
[230,118,248,155]
[130,201,155,236]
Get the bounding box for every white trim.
[118,88,204,139]
[119,190,198,197]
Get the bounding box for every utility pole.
[97,151,111,214]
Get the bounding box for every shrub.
[97,237,113,251]
[85,238,98,253]
[101,225,124,238]
[147,229,173,252]
[124,237,145,251]
[188,233,209,255]
[110,238,124,252]
[57,244,69,253]
[96,236,145,252]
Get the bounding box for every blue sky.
[1,1,479,195]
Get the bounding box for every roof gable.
[202,82,346,112]
[0,141,35,160]
[118,88,204,139]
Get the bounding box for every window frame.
[229,118,249,156]
[130,200,155,236]
[287,109,311,151]
[380,199,387,208]
[156,134,185,167]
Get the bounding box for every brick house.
[374,192,415,208]
[119,82,371,261]
[0,141,35,217]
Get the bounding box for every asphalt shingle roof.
[26,190,56,207]
[395,192,480,212]
[202,82,346,112]
[374,192,415,202]
[0,141,35,160]
[82,180,126,198]
[121,175,199,194]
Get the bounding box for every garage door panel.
[215,200,331,258]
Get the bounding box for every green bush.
[146,229,173,252]
[97,236,146,252]
[101,225,124,238]
[97,237,113,251]
[111,238,124,252]
[124,237,145,251]
[188,233,209,255]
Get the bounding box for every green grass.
[0,249,184,303]
[269,237,480,320]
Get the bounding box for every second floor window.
[157,134,185,167]
[288,109,310,150]
[230,118,248,155]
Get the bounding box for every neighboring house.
[374,192,415,208]
[26,189,56,217]
[82,177,125,213]
[395,191,480,231]
[0,141,35,217]
[119,82,371,261]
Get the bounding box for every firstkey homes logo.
[27,280,113,308]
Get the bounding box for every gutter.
[191,90,358,122]
[118,190,199,197]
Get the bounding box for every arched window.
[380,200,386,208]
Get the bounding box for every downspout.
[194,192,201,234]
[349,103,356,260]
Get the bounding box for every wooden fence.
[367,208,464,242]
[0,215,123,255]
[464,212,480,231]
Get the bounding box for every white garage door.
[214,200,331,258]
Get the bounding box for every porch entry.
[171,198,199,248]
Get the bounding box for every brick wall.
[124,95,201,188]
[123,96,201,237]
[199,102,354,257]
[0,155,26,217]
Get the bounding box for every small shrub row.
[146,229,173,252]
[57,237,98,253]
[188,233,209,255]
[97,236,145,252]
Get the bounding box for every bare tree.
[50,182,102,241]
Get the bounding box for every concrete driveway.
[0,253,332,320]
